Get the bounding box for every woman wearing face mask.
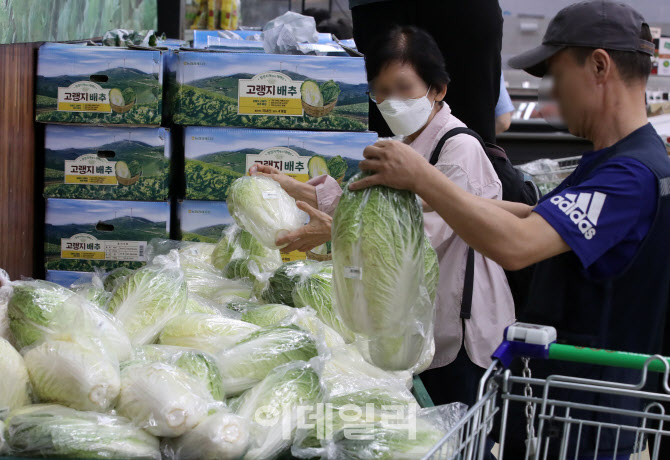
[252,26,515,409]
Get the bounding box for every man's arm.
[351,140,568,270]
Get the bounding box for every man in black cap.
[350,1,670,457]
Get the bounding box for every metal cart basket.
[521,156,581,195]
[424,323,670,460]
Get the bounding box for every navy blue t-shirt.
[534,124,661,279]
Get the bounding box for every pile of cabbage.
[0,175,456,459]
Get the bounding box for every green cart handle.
[492,323,670,373]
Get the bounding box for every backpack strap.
[429,127,486,166]
[429,127,479,322]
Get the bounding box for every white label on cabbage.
[262,191,279,200]
[344,266,363,280]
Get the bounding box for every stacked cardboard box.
[169,50,374,260]
[35,43,171,285]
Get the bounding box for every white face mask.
[376,88,435,136]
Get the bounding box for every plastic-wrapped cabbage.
[423,237,439,304]
[107,252,187,346]
[134,345,226,401]
[262,260,316,307]
[320,345,413,395]
[284,307,345,349]
[103,267,134,292]
[0,420,6,455]
[223,258,253,281]
[225,299,261,313]
[219,325,319,396]
[71,272,110,309]
[227,176,307,249]
[4,404,160,459]
[159,314,259,354]
[332,173,426,336]
[177,242,217,271]
[162,411,251,460]
[365,288,435,372]
[238,304,294,328]
[234,361,323,460]
[185,268,252,305]
[0,337,31,416]
[117,362,213,438]
[0,283,12,344]
[6,279,73,349]
[327,404,467,460]
[184,295,223,315]
[212,225,282,274]
[24,339,120,412]
[6,278,132,362]
[292,262,354,343]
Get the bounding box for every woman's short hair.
[365,25,451,92]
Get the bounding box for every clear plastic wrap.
[0,420,6,455]
[0,282,14,346]
[70,270,111,309]
[0,337,31,417]
[324,403,467,460]
[116,362,215,438]
[5,278,74,349]
[281,307,345,350]
[227,176,307,249]
[233,361,323,460]
[242,303,295,328]
[132,345,226,402]
[23,338,120,412]
[159,313,260,354]
[184,268,253,305]
[4,272,132,362]
[218,325,319,396]
[261,260,315,306]
[4,404,161,459]
[107,251,188,346]
[162,411,251,460]
[292,262,355,343]
[332,174,436,372]
[102,267,134,293]
[212,225,282,277]
[423,236,439,305]
[184,294,224,316]
[262,11,319,55]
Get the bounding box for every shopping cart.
[424,323,670,460]
[521,156,581,196]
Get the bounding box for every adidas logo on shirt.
[549,192,607,240]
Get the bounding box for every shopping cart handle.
[492,323,557,368]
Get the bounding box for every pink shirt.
[309,103,515,369]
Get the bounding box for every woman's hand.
[349,140,431,192]
[250,164,318,209]
[276,201,332,253]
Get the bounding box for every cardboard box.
[178,200,233,243]
[658,58,670,77]
[183,127,377,200]
[44,125,171,201]
[45,270,93,288]
[45,199,170,272]
[36,43,163,126]
[169,51,368,130]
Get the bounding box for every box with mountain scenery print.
[43,125,171,201]
[36,43,163,126]
[183,127,377,201]
[45,270,93,288]
[45,199,170,273]
[168,51,368,130]
[177,200,233,243]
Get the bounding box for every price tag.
[262,191,279,200]
[344,266,363,280]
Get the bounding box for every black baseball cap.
[509,0,655,77]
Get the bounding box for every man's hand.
[276,201,332,253]
[348,140,430,192]
[250,164,318,208]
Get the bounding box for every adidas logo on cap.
[549,192,606,240]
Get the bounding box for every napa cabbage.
[0,337,31,416]
[159,313,259,354]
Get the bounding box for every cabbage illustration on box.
[43,125,171,201]
[183,127,377,201]
[167,51,368,130]
[178,200,234,243]
[44,199,169,272]
[35,43,163,126]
